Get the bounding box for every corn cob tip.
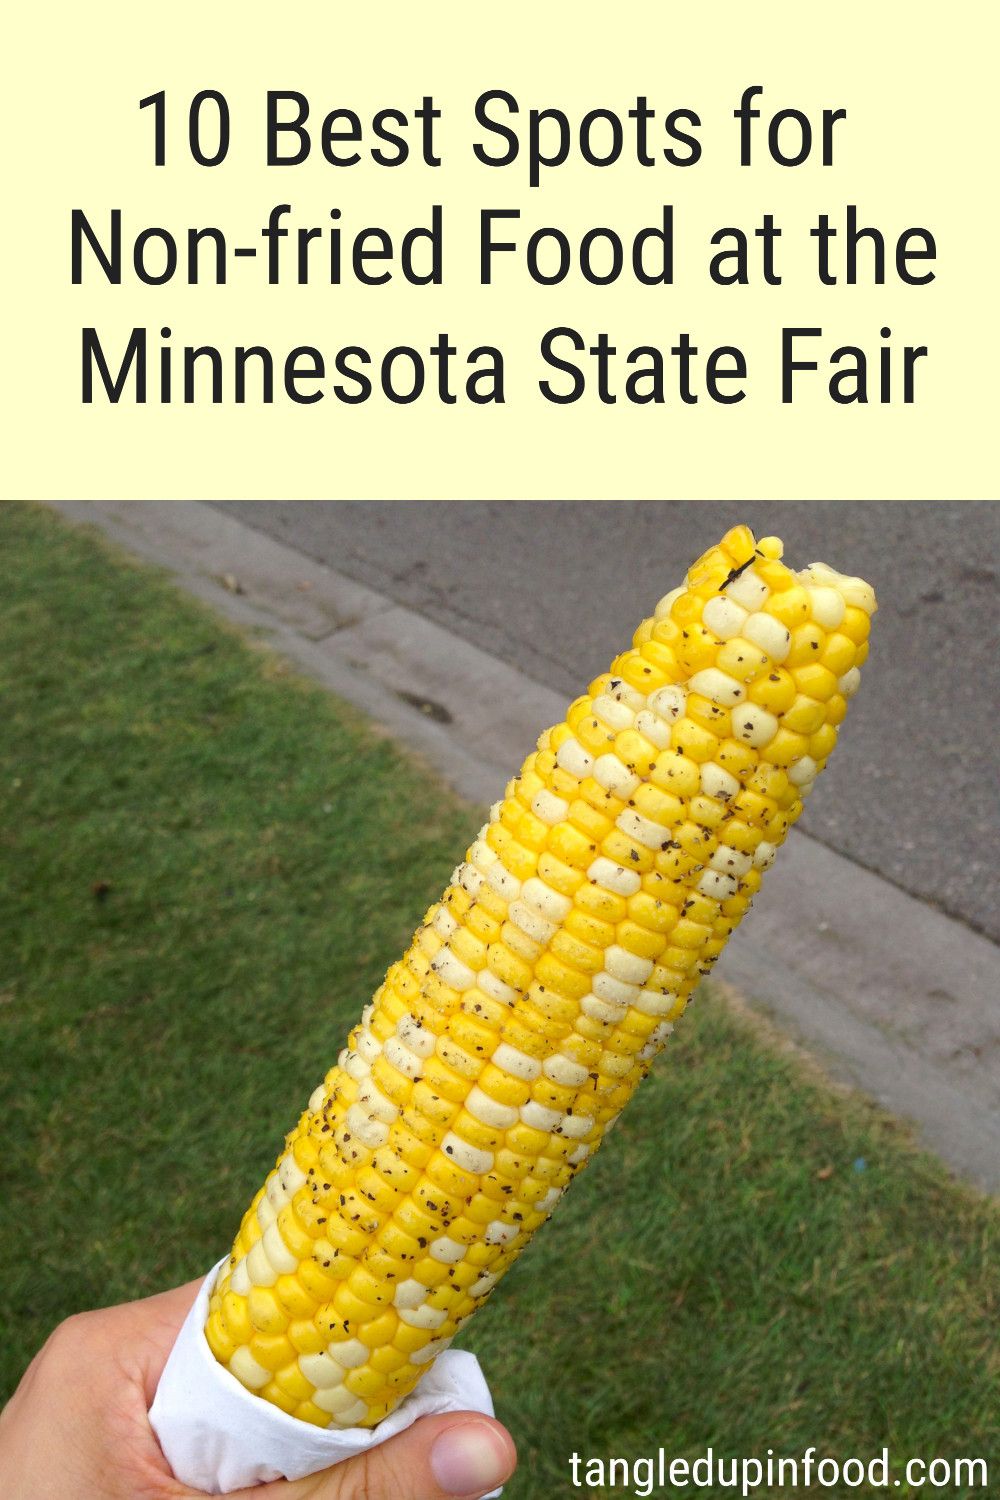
[205,528,875,1429]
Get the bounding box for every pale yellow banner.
[2,2,996,498]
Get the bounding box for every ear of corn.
[204,527,876,1429]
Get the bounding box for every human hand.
[0,1282,516,1500]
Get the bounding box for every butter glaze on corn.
[205,527,876,1428]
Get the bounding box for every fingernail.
[430,1421,514,1496]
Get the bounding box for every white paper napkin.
[150,1260,500,1496]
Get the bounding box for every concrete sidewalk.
[51,501,1000,1193]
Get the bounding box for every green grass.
[1,503,997,1497]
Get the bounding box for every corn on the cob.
[205,526,875,1429]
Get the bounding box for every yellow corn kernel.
[249,1333,296,1373]
[261,1380,299,1415]
[615,918,665,961]
[761,727,811,768]
[206,1311,237,1364]
[716,639,770,682]
[791,663,839,702]
[564,909,616,949]
[786,624,826,666]
[766,585,811,627]
[781,694,828,735]
[248,1287,290,1336]
[747,668,796,714]
[669,718,719,762]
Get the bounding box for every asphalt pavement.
[216,501,1000,942]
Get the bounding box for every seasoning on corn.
[205,527,876,1429]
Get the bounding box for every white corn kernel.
[398,1015,436,1057]
[839,577,876,613]
[725,566,769,610]
[429,1235,467,1264]
[316,1391,368,1422]
[493,1042,542,1080]
[393,1279,428,1310]
[604,945,654,985]
[634,988,677,1017]
[788,755,819,786]
[592,694,636,732]
[688,668,746,706]
[441,1132,494,1174]
[743,611,792,661]
[521,1101,563,1131]
[469,838,497,871]
[299,1352,347,1388]
[581,993,627,1023]
[486,863,521,901]
[245,1239,278,1288]
[606,678,646,710]
[647,685,688,721]
[229,1348,270,1390]
[278,1155,307,1196]
[264,1176,287,1214]
[806,585,847,629]
[711,846,753,877]
[456,863,483,896]
[465,1085,519,1129]
[700,762,740,801]
[838,667,861,698]
[311,1387,364,1418]
[532,789,570,825]
[399,1304,448,1329]
[616,808,670,850]
[633,709,672,748]
[230,1257,251,1295]
[346,1103,390,1149]
[702,596,749,640]
[383,1035,424,1079]
[410,1336,453,1365]
[327,1339,370,1370]
[754,840,778,870]
[509,899,557,944]
[698,869,739,900]
[478,970,519,1005]
[431,908,458,938]
[555,737,594,778]
[356,1078,398,1124]
[587,856,641,896]
[484,1220,519,1246]
[592,969,640,1006]
[544,1054,590,1086]
[430,947,477,991]
[522,876,572,923]
[355,1029,381,1063]
[733,703,779,748]
[592,753,641,798]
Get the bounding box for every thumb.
[249,1411,517,1500]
